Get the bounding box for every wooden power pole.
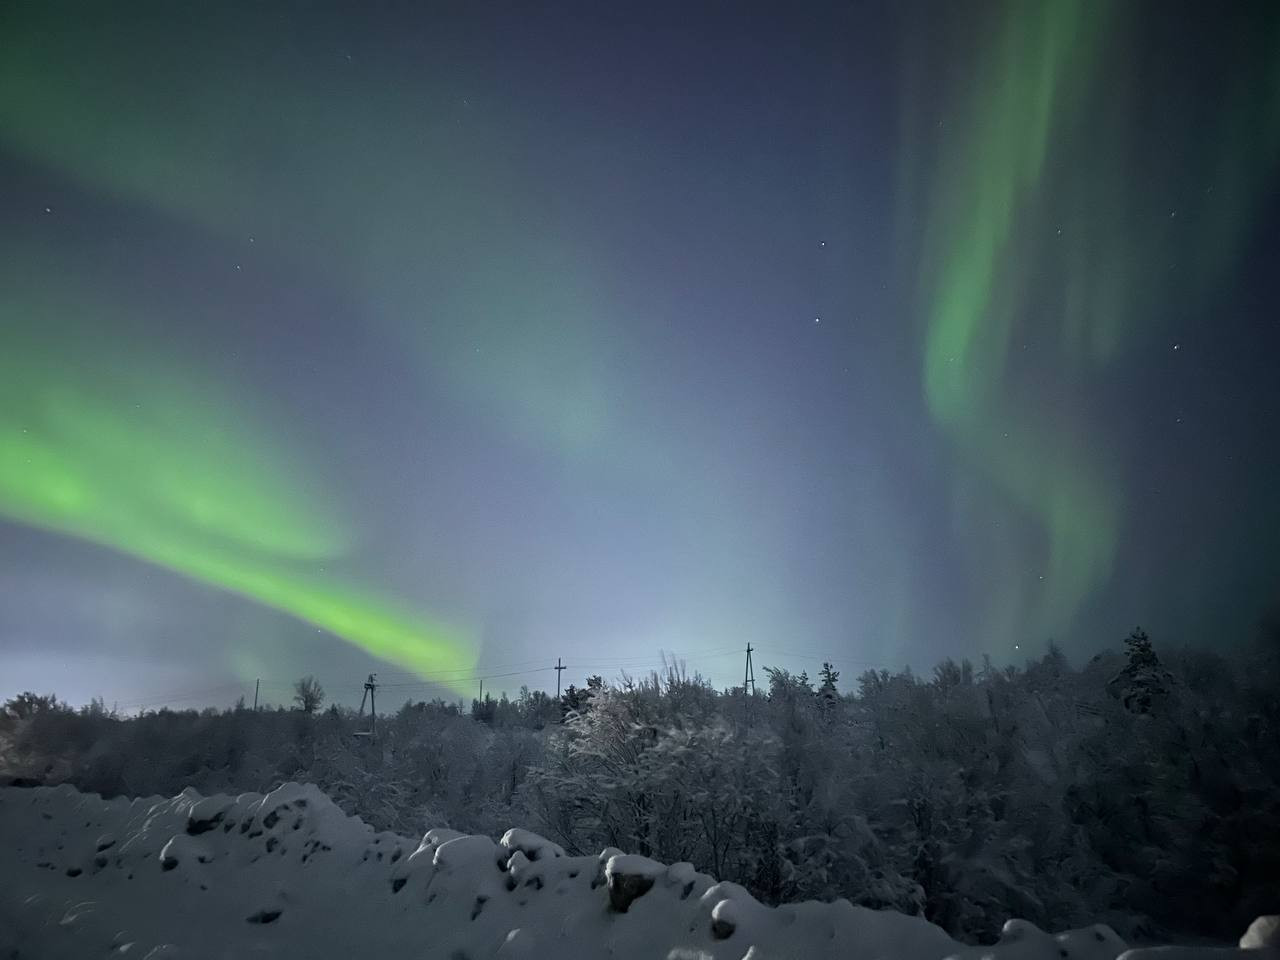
[357,673,378,738]
[253,678,260,711]
[555,657,566,700]
[743,644,756,725]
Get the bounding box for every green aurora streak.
[0,3,615,683]
[0,2,620,464]
[6,2,1278,667]
[0,292,475,690]
[906,1,1280,643]
[0,3,748,668]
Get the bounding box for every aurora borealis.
[2,1,1278,707]
[904,0,1280,649]
[0,290,474,692]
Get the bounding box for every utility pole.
[357,673,378,738]
[555,657,566,700]
[253,678,260,711]
[743,644,756,726]
[478,678,484,703]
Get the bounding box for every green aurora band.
[0,4,610,684]
[0,2,620,464]
[0,293,475,691]
[0,3,757,666]
[905,1,1280,643]
[5,1,1278,667]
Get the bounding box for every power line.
[113,682,247,711]
[63,646,760,713]
[379,666,556,689]
[371,660,550,686]
[163,650,743,696]
[574,650,741,666]
[753,647,898,670]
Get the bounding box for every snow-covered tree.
[292,676,326,715]
[1107,627,1170,714]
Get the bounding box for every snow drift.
[0,782,1273,960]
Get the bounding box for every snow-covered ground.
[0,783,1272,960]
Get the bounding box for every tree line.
[2,627,1278,944]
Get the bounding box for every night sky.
[2,1,1278,709]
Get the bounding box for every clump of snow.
[1240,916,1280,950]
[606,852,666,879]
[711,897,740,939]
[947,919,1129,960]
[605,853,666,912]
[0,782,1269,960]
[501,826,566,863]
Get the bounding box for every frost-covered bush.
[526,689,789,890]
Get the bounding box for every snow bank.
[0,783,1271,960]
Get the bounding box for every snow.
[606,853,667,879]
[1240,917,1280,950]
[500,827,566,863]
[0,782,1271,960]
[946,920,1128,960]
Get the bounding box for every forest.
[3,627,1277,945]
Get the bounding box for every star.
[1172,343,1180,351]
[814,317,821,324]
